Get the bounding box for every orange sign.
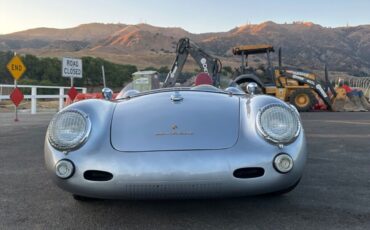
[6,56,26,80]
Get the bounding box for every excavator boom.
[284,70,333,110]
[163,37,222,88]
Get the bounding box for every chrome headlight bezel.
[256,103,301,144]
[48,109,91,151]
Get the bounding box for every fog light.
[55,159,75,179]
[274,154,293,173]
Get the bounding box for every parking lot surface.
[0,112,369,229]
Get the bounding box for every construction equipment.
[163,37,222,88]
[163,39,369,112]
[231,45,334,112]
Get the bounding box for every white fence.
[0,84,87,114]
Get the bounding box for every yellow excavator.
[164,38,370,112]
[231,44,336,111]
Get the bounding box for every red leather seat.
[195,72,213,86]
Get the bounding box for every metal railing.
[0,84,87,114]
[332,76,370,98]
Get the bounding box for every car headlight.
[256,104,301,144]
[48,110,91,151]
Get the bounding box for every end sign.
[6,56,26,80]
[62,57,82,78]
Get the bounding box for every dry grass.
[0,100,59,113]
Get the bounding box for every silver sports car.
[44,80,306,200]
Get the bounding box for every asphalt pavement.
[0,112,369,229]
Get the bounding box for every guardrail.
[0,84,87,114]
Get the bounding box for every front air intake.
[233,167,265,179]
[84,170,113,181]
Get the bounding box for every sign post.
[62,57,82,102]
[6,54,26,121]
[14,79,18,122]
[102,65,106,88]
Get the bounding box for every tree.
[222,66,233,76]
[0,51,138,88]
[158,66,169,74]
[0,51,15,84]
[142,66,158,71]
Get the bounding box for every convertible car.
[44,77,306,200]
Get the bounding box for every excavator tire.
[289,89,316,112]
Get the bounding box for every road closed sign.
[62,57,82,78]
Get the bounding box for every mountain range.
[1,21,370,75]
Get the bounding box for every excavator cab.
[231,44,281,96]
[232,45,276,87]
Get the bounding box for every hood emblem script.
[156,124,193,136]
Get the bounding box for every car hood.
[111,91,240,151]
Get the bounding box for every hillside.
[1,22,370,75]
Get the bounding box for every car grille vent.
[84,170,113,181]
[122,183,224,199]
[233,167,264,179]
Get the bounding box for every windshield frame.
[115,86,246,100]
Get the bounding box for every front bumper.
[45,134,306,199]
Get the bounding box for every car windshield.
[115,71,245,99]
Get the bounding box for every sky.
[1,0,370,34]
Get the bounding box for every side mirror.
[102,88,113,100]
